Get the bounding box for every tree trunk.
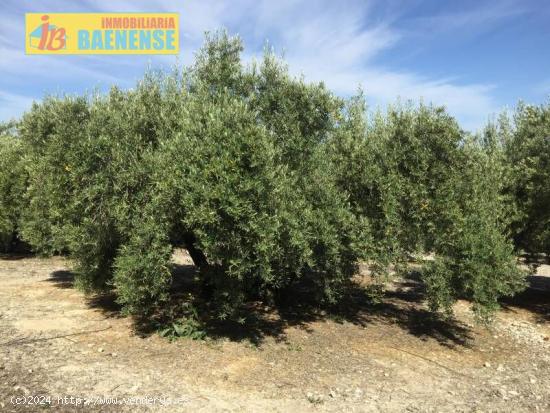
[183,232,208,268]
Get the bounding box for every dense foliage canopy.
[503,104,550,256]
[0,122,27,251]
[1,31,545,323]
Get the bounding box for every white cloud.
[240,0,499,131]
[0,0,510,130]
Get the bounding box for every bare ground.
[0,252,549,412]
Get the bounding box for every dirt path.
[1,255,549,412]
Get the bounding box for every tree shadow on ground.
[0,252,34,261]
[44,261,474,348]
[0,240,32,257]
[133,266,472,347]
[48,270,75,289]
[47,270,123,317]
[497,254,550,323]
[274,276,473,349]
[500,274,550,323]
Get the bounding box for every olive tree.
[327,98,526,319]
[503,102,550,256]
[13,30,527,321]
[0,122,27,251]
[113,33,368,317]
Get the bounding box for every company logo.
[29,15,67,51]
[25,13,179,55]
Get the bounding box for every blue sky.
[0,0,549,131]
